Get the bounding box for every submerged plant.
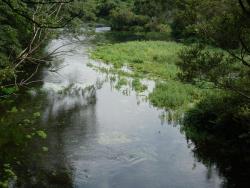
[115,77,128,90]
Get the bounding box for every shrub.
[184,93,250,139]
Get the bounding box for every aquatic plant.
[132,78,147,93]
[91,41,184,80]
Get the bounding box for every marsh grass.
[132,78,148,93]
[92,41,183,80]
[115,77,128,90]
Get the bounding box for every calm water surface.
[1,30,224,187]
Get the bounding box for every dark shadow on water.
[183,123,250,188]
[0,83,97,187]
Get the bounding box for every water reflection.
[0,93,74,187]
[42,84,96,119]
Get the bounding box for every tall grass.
[149,81,201,110]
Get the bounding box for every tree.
[0,0,80,95]
[177,0,250,100]
[178,2,250,186]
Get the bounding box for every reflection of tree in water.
[38,84,98,187]
[184,127,250,188]
[0,93,74,187]
[0,93,69,187]
[0,84,97,187]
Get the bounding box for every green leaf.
[1,87,17,95]
[33,112,41,118]
[36,130,47,139]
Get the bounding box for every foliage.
[177,44,250,99]
[110,6,148,32]
[174,1,250,123]
[171,0,238,45]
[0,95,47,186]
[182,93,250,187]
[0,1,32,87]
[36,130,47,139]
[87,0,174,33]
[184,93,250,134]
[176,1,250,185]
[0,0,85,96]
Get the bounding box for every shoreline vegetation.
[91,41,207,113]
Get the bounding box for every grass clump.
[132,78,147,93]
[148,81,201,110]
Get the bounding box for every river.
[0,29,224,188]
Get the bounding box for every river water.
[0,30,225,187]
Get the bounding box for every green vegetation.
[0,96,47,186]
[115,77,128,90]
[92,0,173,33]
[184,94,250,135]
[175,1,250,186]
[182,93,250,187]
[0,0,76,96]
[132,78,147,93]
[149,81,201,110]
[92,41,183,80]
[176,0,250,152]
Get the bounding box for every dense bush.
[110,6,148,31]
[0,0,81,96]
[184,94,250,138]
[0,2,33,87]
